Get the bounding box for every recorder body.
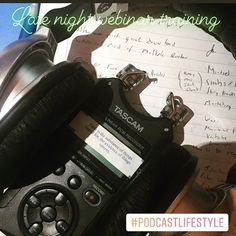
[0,70,174,236]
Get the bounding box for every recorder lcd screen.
[69,112,144,178]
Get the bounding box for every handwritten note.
[56,17,236,189]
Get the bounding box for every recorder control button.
[27,195,40,208]
[84,190,101,206]
[41,206,57,222]
[54,166,66,176]
[21,186,76,236]
[68,175,82,189]
[28,222,43,235]
[55,192,67,206]
[56,220,69,234]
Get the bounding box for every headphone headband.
[0,26,57,117]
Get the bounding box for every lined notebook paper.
[55,17,236,189]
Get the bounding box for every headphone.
[0,3,235,235]
[0,3,96,190]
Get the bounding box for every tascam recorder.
[0,64,188,236]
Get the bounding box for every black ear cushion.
[0,62,94,189]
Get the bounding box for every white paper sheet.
[56,16,236,189]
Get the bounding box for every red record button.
[84,190,101,206]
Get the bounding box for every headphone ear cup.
[0,62,94,189]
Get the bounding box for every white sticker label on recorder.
[69,112,143,178]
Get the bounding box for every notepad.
[55,16,236,189]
